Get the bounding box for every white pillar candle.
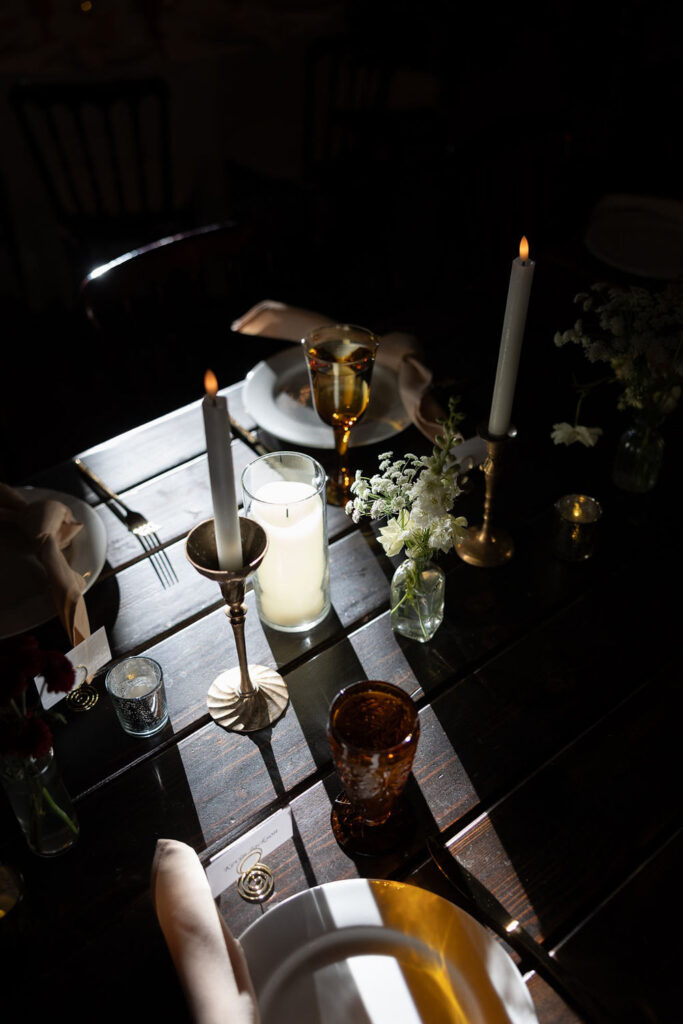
[488,237,535,437]
[202,370,242,569]
[250,480,326,627]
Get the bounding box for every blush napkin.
[0,483,90,645]
[151,838,259,1024]
[231,299,448,444]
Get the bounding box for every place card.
[39,626,112,710]
[205,807,293,898]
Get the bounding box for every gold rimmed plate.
[239,878,539,1024]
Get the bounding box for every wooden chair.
[10,77,190,289]
[78,221,284,423]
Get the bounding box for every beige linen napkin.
[0,483,90,645]
[151,838,259,1024]
[231,299,448,443]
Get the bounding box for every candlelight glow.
[204,369,218,398]
[519,236,529,261]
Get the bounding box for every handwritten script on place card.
[205,808,293,898]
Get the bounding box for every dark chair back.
[79,221,283,418]
[10,77,185,282]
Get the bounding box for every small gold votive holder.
[553,494,603,562]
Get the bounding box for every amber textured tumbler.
[327,680,420,855]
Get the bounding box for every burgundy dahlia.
[42,650,76,694]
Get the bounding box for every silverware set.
[74,458,178,589]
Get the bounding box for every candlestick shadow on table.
[185,517,289,733]
[456,424,516,568]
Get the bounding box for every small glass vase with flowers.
[551,280,683,492]
[0,635,79,856]
[345,399,468,642]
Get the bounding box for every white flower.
[378,513,411,557]
[551,422,603,447]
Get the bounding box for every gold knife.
[228,416,269,457]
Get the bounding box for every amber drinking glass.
[302,324,379,506]
[327,679,420,855]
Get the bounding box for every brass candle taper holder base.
[185,517,289,733]
[456,423,516,568]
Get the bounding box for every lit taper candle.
[202,370,242,569]
[488,237,535,436]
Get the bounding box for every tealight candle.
[553,494,603,562]
[488,237,535,437]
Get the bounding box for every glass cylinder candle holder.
[242,452,331,632]
[553,494,603,562]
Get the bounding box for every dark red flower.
[41,650,75,694]
[0,635,45,705]
[0,713,53,759]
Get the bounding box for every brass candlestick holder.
[456,423,516,568]
[185,517,289,733]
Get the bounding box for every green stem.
[414,594,428,641]
[40,785,79,835]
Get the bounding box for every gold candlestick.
[456,424,516,567]
[185,517,289,732]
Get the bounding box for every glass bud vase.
[390,558,445,643]
[0,748,79,857]
[612,422,664,494]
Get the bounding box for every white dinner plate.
[0,487,107,639]
[243,346,410,449]
[239,878,539,1024]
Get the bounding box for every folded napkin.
[231,299,448,444]
[0,483,90,645]
[151,838,259,1024]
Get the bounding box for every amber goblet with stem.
[302,324,379,506]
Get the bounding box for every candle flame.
[519,236,529,261]
[204,369,218,398]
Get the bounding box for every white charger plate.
[240,878,538,1024]
[243,347,410,449]
[0,487,107,639]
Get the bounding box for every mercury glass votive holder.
[553,494,603,562]
[105,656,169,737]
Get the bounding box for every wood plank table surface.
[1,377,680,1023]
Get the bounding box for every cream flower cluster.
[552,280,683,445]
[346,399,468,563]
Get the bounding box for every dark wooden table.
[1,377,680,1023]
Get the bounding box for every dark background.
[1,0,681,482]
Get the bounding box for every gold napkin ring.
[237,849,274,903]
[65,664,99,712]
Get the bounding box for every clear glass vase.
[390,558,445,643]
[612,422,664,493]
[0,748,79,857]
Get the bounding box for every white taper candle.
[202,370,242,569]
[488,237,535,436]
